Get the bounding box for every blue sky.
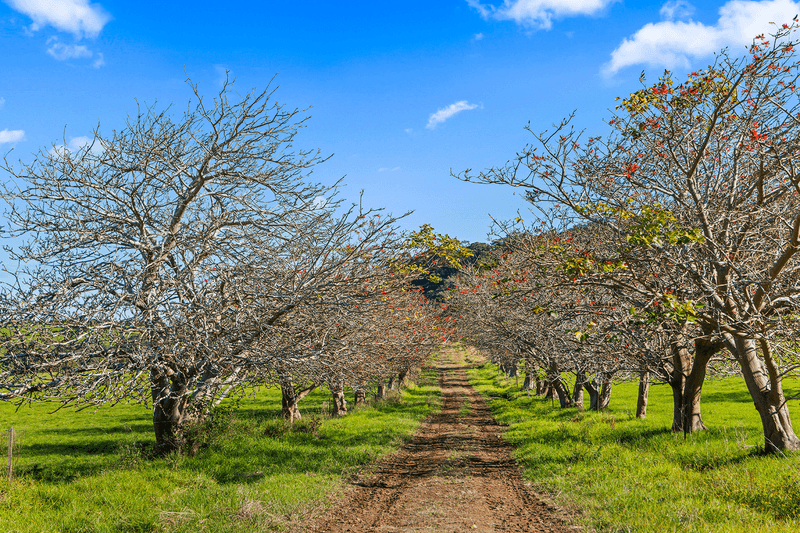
[2,0,800,245]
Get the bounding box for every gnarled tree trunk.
[397,368,410,388]
[330,381,348,417]
[281,380,302,423]
[280,374,317,423]
[735,337,800,453]
[354,386,366,407]
[151,369,192,455]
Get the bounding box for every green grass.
[0,366,441,533]
[465,357,800,533]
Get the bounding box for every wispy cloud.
[378,167,401,172]
[426,100,480,129]
[3,0,112,38]
[0,97,5,110]
[44,37,104,66]
[604,0,800,76]
[660,0,694,20]
[467,0,617,30]
[473,32,485,40]
[0,129,25,144]
[67,136,93,150]
[47,41,92,60]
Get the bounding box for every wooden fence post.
[7,427,13,482]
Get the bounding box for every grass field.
[0,368,441,533]
[463,350,800,533]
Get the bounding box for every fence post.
[7,427,13,482]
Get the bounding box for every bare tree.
[457,25,800,451]
[0,76,407,453]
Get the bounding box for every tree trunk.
[598,377,612,410]
[573,371,585,411]
[387,376,397,391]
[554,379,571,408]
[521,359,535,391]
[397,368,410,388]
[330,381,347,417]
[376,381,386,399]
[354,386,366,407]
[636,371,650,419]
[547,363,571,408]
[151,369,192,455]
[281,380,302,423]
[682,339,715,433]
[734,337,800,453]
[280,377,317,423]
[669,336,691,432]
[585,379,599,411]
[543,382,557,401]
[535,373,546,396]
[506,364,518,378]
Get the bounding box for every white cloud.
[0,97,5,110]
[426,101,480,129]
[92,52,104,68]
[47,41,92,60]
[378,167,401,172]
[467,0,617,30]
[605,0,800,75]
[473,32,485,40]
[67,136,92,150]
[660,0,695,20]
[0,129,25,144]
[3,0,111,38]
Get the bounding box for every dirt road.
[312,350,571,533]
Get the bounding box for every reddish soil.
[311,350,574,533]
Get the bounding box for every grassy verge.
[0,365,441,533]
[464,353,800,533]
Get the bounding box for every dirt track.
[312,350,571,533]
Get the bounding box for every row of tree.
[0,76,453,453]
[450,24,800,453]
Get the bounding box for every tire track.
[312,349,571,533]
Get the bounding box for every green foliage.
[575,202,705,249]
[467,361,800,532]
[0,369,441,533]
[400,224,473,283]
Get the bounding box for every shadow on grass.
[34,423,152,437]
